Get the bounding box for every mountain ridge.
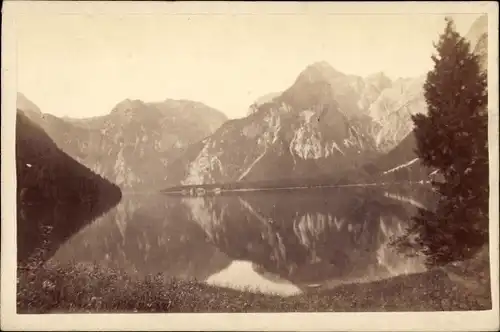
[163,60,427,187]
[16,94,228,190]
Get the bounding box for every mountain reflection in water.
[48,186,436,296]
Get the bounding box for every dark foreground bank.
[17,247,490,313]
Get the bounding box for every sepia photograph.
[1,1,499,331]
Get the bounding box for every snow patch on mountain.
[238,146,268,181]
[429,169,440,176]
[382,158,419,174]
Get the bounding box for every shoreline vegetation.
[18,245,490,313]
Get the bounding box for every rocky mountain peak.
[17,92,42,114]
[247,92,282,116]
[365,72,393,90]
[161,98,199,109]
[295,61,346,85]
[111,98,147,114]
[466,14,487,48]
[16,92,47,127]
[465,14,488,73]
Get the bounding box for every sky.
[13,3,483,119]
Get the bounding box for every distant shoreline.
[160,181,431,196]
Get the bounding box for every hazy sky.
[14,4,482,119]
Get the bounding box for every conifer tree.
[412,17,488,192]
[396,17,489,266]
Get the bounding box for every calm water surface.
[47,186,436,296]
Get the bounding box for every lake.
[44,186,436,296]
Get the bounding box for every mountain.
[164,62,428,187]
[466,14,488,72]
[287,63,426,153]
[366,76,426,152]
[16,110,122,204]
[17,92,43,120]
[16,110,122,263]
[16,94,228,190]
[361,72,393,101]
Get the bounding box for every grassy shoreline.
[17,252,491,313]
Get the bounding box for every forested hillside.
[16,111,122,264]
